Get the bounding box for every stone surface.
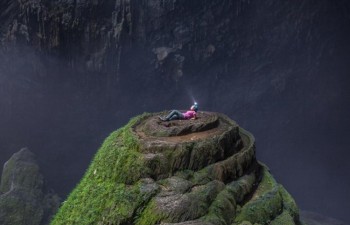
[1,0,346,93]
[0,148,60,225]
[0,3,349,222]
[51,112,302,225]
[142,112,219,137]
[134,112,244,180]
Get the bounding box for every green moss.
[204,189,236,225]
[192,167,212,185]
[235,222,253,225]
[0,195,43,225]
[270,210,295,225]
[50,113,301,225]
[51,114,153,225]
[135,200,165,225]
[251,165,276,199]
[234,188,282,225]
[233,166,283,225]
[0,159,15,193]
[278,185,299,220]
[175,169,194,180]
[233,165,301,225]
[0,150,42,193]
[226,173,256,203]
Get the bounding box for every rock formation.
[1,0,346,93]
[0,148,60,225]
[52,112,302,225]
[0,1,349,223]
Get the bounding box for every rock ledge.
[51,112,302,225]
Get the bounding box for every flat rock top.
[132,112,240,154]
[140,112,220,137]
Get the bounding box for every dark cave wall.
[2,0,348,82]
[0,0,350,222]
[1,0,349,110]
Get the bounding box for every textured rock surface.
[51,112,302,225]
[142,112,219,137]
[0,148,60,225]
[0,3,349,222]
[1,0,347,94]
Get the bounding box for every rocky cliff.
[0,148,60,225]
[1,0,348,99]
[52,112,302,225]
[1,0,349,223]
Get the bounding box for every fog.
[0,0,350,223]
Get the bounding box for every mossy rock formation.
[0,148,61,225]
[51,112,302,225]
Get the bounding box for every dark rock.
[0,148,42,193]
[0,148,60,225]
[0,1,348,223]
[142,112,219,137]
[51,112,302,225]
[135,112,243,179]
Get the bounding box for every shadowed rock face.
[0,1,349,222]
[51,112,302,225]
[0,148,42,193]
[0,148,60,225]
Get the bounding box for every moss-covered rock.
[233,166,300,225]
[0,148,60,225]
[51,112,302,225]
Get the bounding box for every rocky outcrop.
[0,1,349,223]
[0,148,60,225]
[51,112,302,225]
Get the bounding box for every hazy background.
[0,0,349,223]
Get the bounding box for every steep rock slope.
[0,1,349,223]
[0,148,60,225]
[52,112,301,225]
[1,0,348,94]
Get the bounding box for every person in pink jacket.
[159,103,198,121]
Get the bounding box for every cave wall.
[0,0,350,222]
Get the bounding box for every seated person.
[159,103,198,121]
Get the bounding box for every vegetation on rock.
[0,148,60,225]
[51,112,302,225]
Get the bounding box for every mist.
[1,0,350,223]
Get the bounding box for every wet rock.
[51,112,302,225]
[0,148,60,225]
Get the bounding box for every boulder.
[0,148,60,225]
[51,112,302,225]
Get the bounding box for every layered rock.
[52,112,302,225]
[0,148,60,225]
